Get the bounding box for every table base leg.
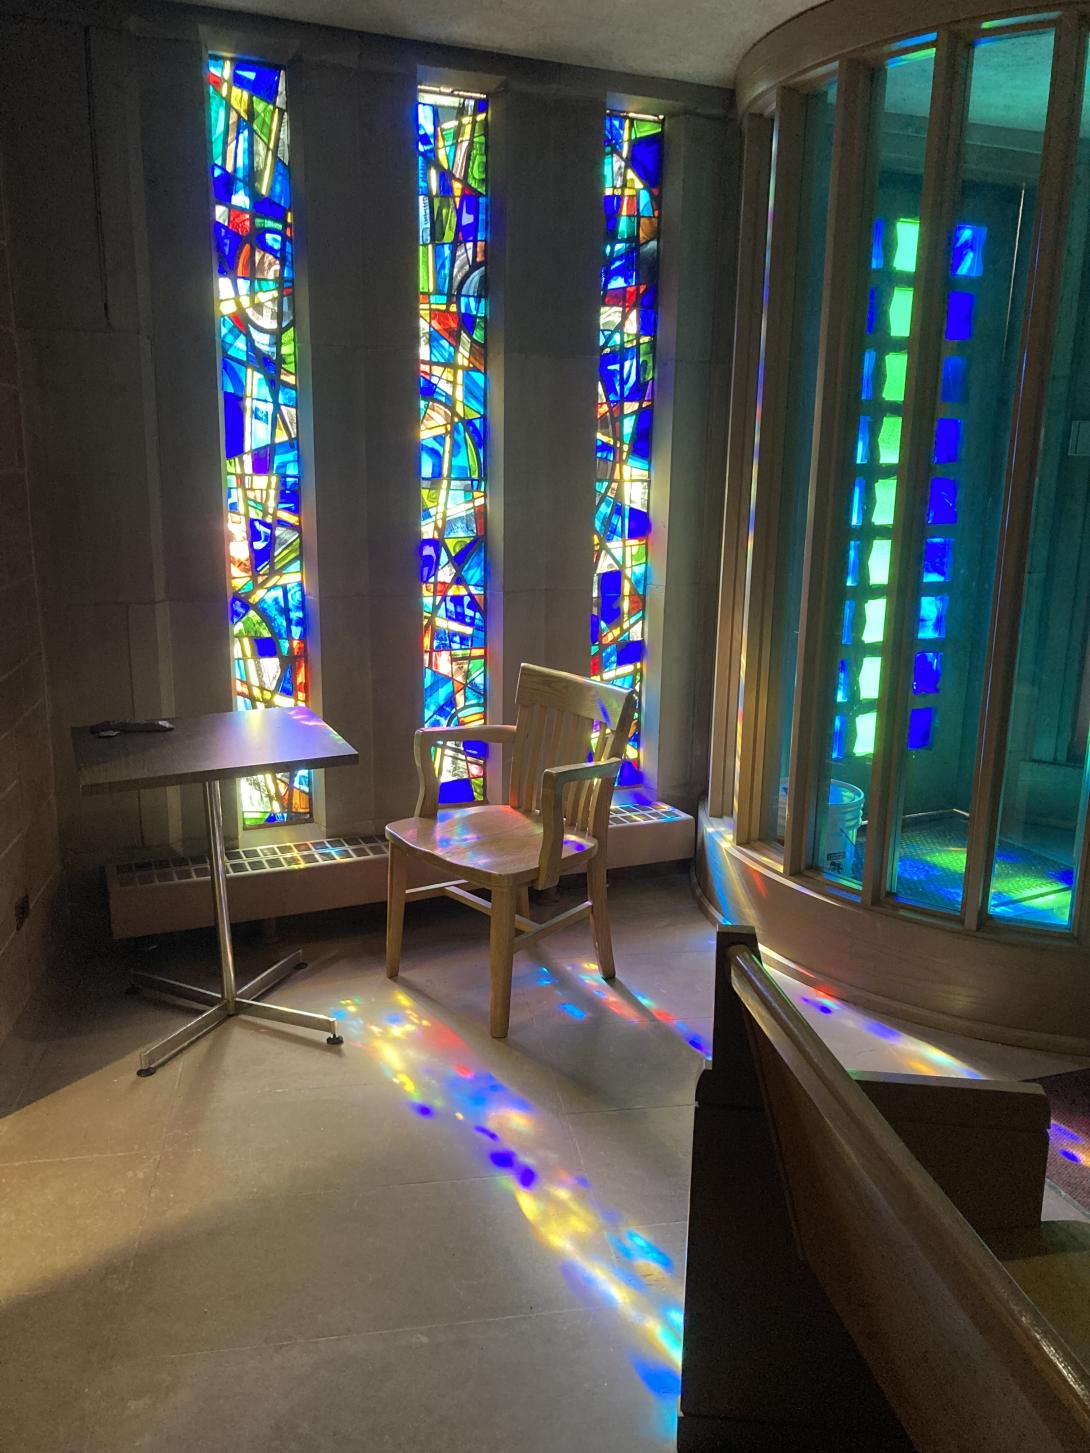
[130,950,342,1076]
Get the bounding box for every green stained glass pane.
[868,539,891,586]
[872,477,897,526]
[894,218,919,272]
[878,415,902,464]
[854,711,877,756]
[882,352,907,402]
[888,286,914,337]
[858,655,882,700]
[863,598,887,643]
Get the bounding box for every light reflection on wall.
[329,985,687,1436]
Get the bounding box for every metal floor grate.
[112,805,685,889]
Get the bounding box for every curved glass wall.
[723,5,1090,951]
[814,47,936,886]
[890,27,1055,913]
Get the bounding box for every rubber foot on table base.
[136,1066,156,1077]
[327,1034,344,1046]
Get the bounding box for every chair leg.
[489,885,517,1038]
[385,845,407,979]
[588,855,615,981]
[517,885,530,919]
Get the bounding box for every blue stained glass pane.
[851,477,866,529]
[842,599,855,644]
[918,594,948,639]
[950,223,986,277]
[913,650,943,695]
[870,219,885,270]
[866,287,877,334]
[861,348,876,401]
[923,537,952,581]
[927,476,958,524]
[907,707,934,749]
[941,355,968,404]
[856,417,871,464]
[846,540,860,586]
[837,659,850,702]
[832,714,846,761]
[945,290,974,340]
[933,417,961,464]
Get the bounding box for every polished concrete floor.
[1,870,1087,1452]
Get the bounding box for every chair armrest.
[413,724,517,817]
[537,757,622,889]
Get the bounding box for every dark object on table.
[89,718,175,737]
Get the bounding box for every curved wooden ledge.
[698,808,1090,1054]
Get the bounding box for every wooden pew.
[678,927,1090,1452]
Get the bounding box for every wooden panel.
[707,114,772,819]
[989,1221,1090,1369]
[783,60,875,875]
[514,662,630,731]
[733,88,806,845]
[73,706,358,794]
[736,944,1090,1452]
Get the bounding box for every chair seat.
[386,804,597,885]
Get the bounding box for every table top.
[72,706,359,795]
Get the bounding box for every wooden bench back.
[508,664,635,834]
[733,945,1090,1453]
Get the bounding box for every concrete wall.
[0,148,65,1045]
[0,1,735,887]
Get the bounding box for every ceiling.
[177,0,819,88]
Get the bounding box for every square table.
[73,706,359,1076]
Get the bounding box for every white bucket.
[777,778,866,876]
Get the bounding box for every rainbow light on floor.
[329,982,687,1436]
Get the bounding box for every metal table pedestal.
[131,780,343,1075]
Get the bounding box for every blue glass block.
[933,417,961,464]
[837,659,850,703]
[866,287,877,335]
[861,348,876,401]
[922,537,952,582]
[913,651,942,695]
[950,223,985,278]
[842,600,855,645]
[918,594,948,640]
[851,477,866,529]
[945,290,974,340]
[855,416,871,465]
[941,355,968,404]
[871,219,885,270]
[907,707,934,750]
[927,476,957,525]
[832,714,846,761]
[846,540,860,586]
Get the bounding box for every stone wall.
[0,152,64,1047]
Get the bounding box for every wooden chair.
[384,664,637,1037]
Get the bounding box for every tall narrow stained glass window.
[593,112,664,783]
[417,90,489,804]
[207,56,311,829]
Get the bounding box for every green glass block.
[894,218,919,272]
[858,655,882,700]
[882,352,907,402]
[878,415,902,464]
[888,287,914,337]
[868,539,891,586]
[863,598,887,643]
[872,477,896,527]
[854,711,877,756]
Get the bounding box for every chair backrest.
[731,943,1090,1453]
[508,664,635,834]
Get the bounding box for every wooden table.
[73,706,359,1076]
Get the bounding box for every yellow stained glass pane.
[868,539,891,586]
[878,415,902,464]
[858,655,882,700]
[872,477,896,526]
[894,218,919,272]
[854,711,877,755]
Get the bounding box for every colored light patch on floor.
[330,981,688,1438]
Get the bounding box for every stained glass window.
[417,90,488,804]
[593,111,664,784]
[208,56,311,829]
